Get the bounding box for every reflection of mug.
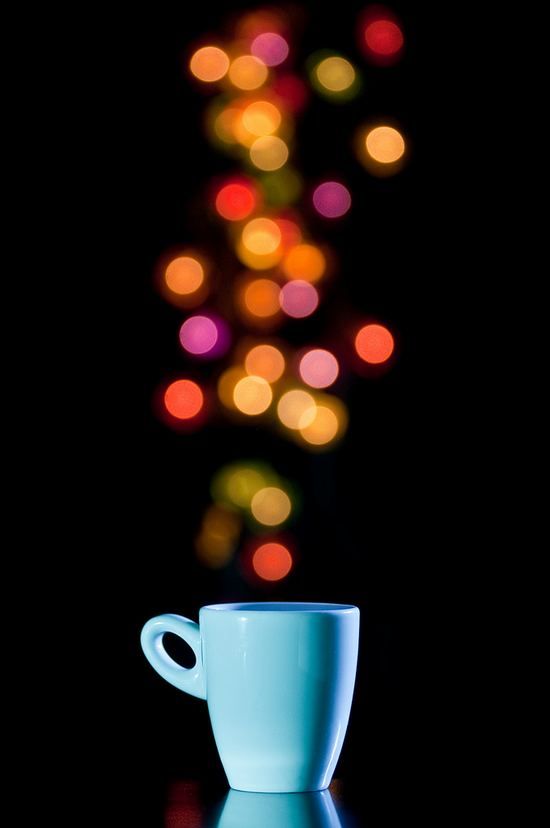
[213,789,343,828]
[141,602,360,793]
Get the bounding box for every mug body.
[200,602,359,793]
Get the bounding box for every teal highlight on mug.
[140,602,360,793]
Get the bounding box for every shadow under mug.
[141,602,360,793]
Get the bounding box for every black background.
[97,2,453,824]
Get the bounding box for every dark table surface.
[147,776,407,827]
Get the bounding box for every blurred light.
[231,113,259,148]
[229,469,270,505]
[245,344,285,382]
[242,217,281,254]
[251,32,289,67]
[251,487,291,525]
[365,126,405,163]
[218,366,246,410]
[242,278,281,318]
[233,375,273,415]
[282,244,326,283]
[195,532,234,568]
[157,250,210,309]
[280,280,319,318]
[276,218,303,249]
[277,389,317,429]
[179,315,218,355]
[316,56,356,92]
[355,323,394,363]
[365,19,403,56]
[235,240,284,270]
[312,182,351,219]
[272,74,309,113]
[299,405,339,445]
[213,106,241,144]
[179,314,230,359]
[262,168,303,207]
[360,6,404,65]
[215,179,257,220]
[228,55,268,90]
[226,470,263,506]
[165,781,202,828]
[164,256,204,295]
[250,136,289,171]
[237,9,285,40]
[295,393,348,450]
[190,46,230,82]
[202,503,242,540]
[242,100,282,136]
[164,380,204,420]
[197,502,241,566]
[252,542,293,581]
[299,349,339,388]
[212,463,272,508]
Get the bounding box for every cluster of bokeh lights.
[156,5,406,585]
[195,460,297,582]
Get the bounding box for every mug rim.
[201,602,358,613]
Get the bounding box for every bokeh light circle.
[243,279,281,318]
[251,32,289,67]
[164,380,204,420]
[245,344,285,382]
[315,56,356,92]
[262,168,303,207]
[242,217,282,255]
[190,46,230,82]
[202,503,241,540]
[252,542,293,581]
[365,126,405,163]
[213,106,241,144]
[236,241,283,270]
[217,366,246,410]
[276,219,303,249]
[233,375,273,415]
[277,389,317,430]
[282,244,326,283]
[299,405,339,445]
[299,349,339,388]
[242,101,282,136]
[355,323,394,363]
[251,487,291,526]
[365,19,403,56]
[280,280,319,318]
[215,181,256,220]
[165,256,204,295]
[212,462,272,508]
[250,136,289,171]
[312,182,351,219]
[228,55,268,90]
[179,315,218,355]
[196,504,241,568]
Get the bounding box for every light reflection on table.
[164,779,358,828]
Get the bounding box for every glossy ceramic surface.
[141,602,359,793]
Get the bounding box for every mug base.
[229,783,330,794]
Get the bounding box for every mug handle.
[140,613,206,700]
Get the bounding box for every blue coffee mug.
[141,602,360,793]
